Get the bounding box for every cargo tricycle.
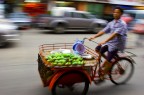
[37,38,136,95]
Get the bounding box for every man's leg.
[95,45,102,62]
[94,48,118,84]
[101,49,118,77]
[94,46,109,84]
[95,45,108,62]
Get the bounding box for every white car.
[7,12,32,29]
[0,18,20,47]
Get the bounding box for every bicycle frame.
[82,37,136,81]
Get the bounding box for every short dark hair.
[114,7,124,14]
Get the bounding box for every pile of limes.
[45,52,84,66]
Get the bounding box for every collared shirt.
[102,19,128,52]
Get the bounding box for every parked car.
[132,19,144,34]
[123,10,144,31]
[6,12,32,29]
[32,14,50,28]
[0,18,20,47]
[36,11,108,33]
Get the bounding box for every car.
[123,10,144,31]
[132,19,144,34]
[0,18,20,47]
[32,14,50,28]
[6,12,32,29]
[36,11,108,33]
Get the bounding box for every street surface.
[0,29,144,95]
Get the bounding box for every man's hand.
[88,31,105,41]
[88,37,95,41]
[98,41,106,45]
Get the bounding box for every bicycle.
[82,37,136,85]
[37,38,136,95]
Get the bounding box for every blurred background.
[0,0,144,95]
[0,0,144,46]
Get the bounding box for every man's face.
[113,9,122,20]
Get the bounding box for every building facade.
[2,0,144,19]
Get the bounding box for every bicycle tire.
[109,57,134,85]
[52,71,89,95]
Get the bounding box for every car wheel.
[92,24,103,33]
[0,35,7,47]
[54,24,65,34]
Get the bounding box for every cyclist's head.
[113,7,123,20]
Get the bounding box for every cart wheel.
[0,34,6,47]
[109,57,134,85]
[52,71,89,95]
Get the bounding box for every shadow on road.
[88,83,136,95]
[0,42,19,49]
[34,83,136,95]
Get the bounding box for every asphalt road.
[0,29,144,95]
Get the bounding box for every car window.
[9,13,29,18]
[73,13,84,18]
[72,12,92,19]
[81,13,89,18]
[87,14,95,18]
[77,13,82,18]
[136,13,144,19]
[124,10,144,19]
[72,13,81,18]
[64,12,71,17]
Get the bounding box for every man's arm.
[99,32,118,45]
[88,31,105,40]
[88,22,111,40]
[99,22,126,45]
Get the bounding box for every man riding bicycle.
[88,7,128,84]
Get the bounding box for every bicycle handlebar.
[82,37,137,57]
[82,37,99,44]
[82,37,119,48]
[83,37,123,48]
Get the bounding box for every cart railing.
[39,43,99,68]
[39,43,98,56]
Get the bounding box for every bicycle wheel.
[52,71,89,95]
[109,57,134,85]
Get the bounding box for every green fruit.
[46,52,84,66]
[78,62,83,65]
[54,60,59,63]
[47,59,54,62]
[57,63,64,66]
[52,62,57,65]
[72,62,77,65]
[65,62,71,65]
[59,60,66,63]
[55,57,60,60]
[63,53,69,57]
